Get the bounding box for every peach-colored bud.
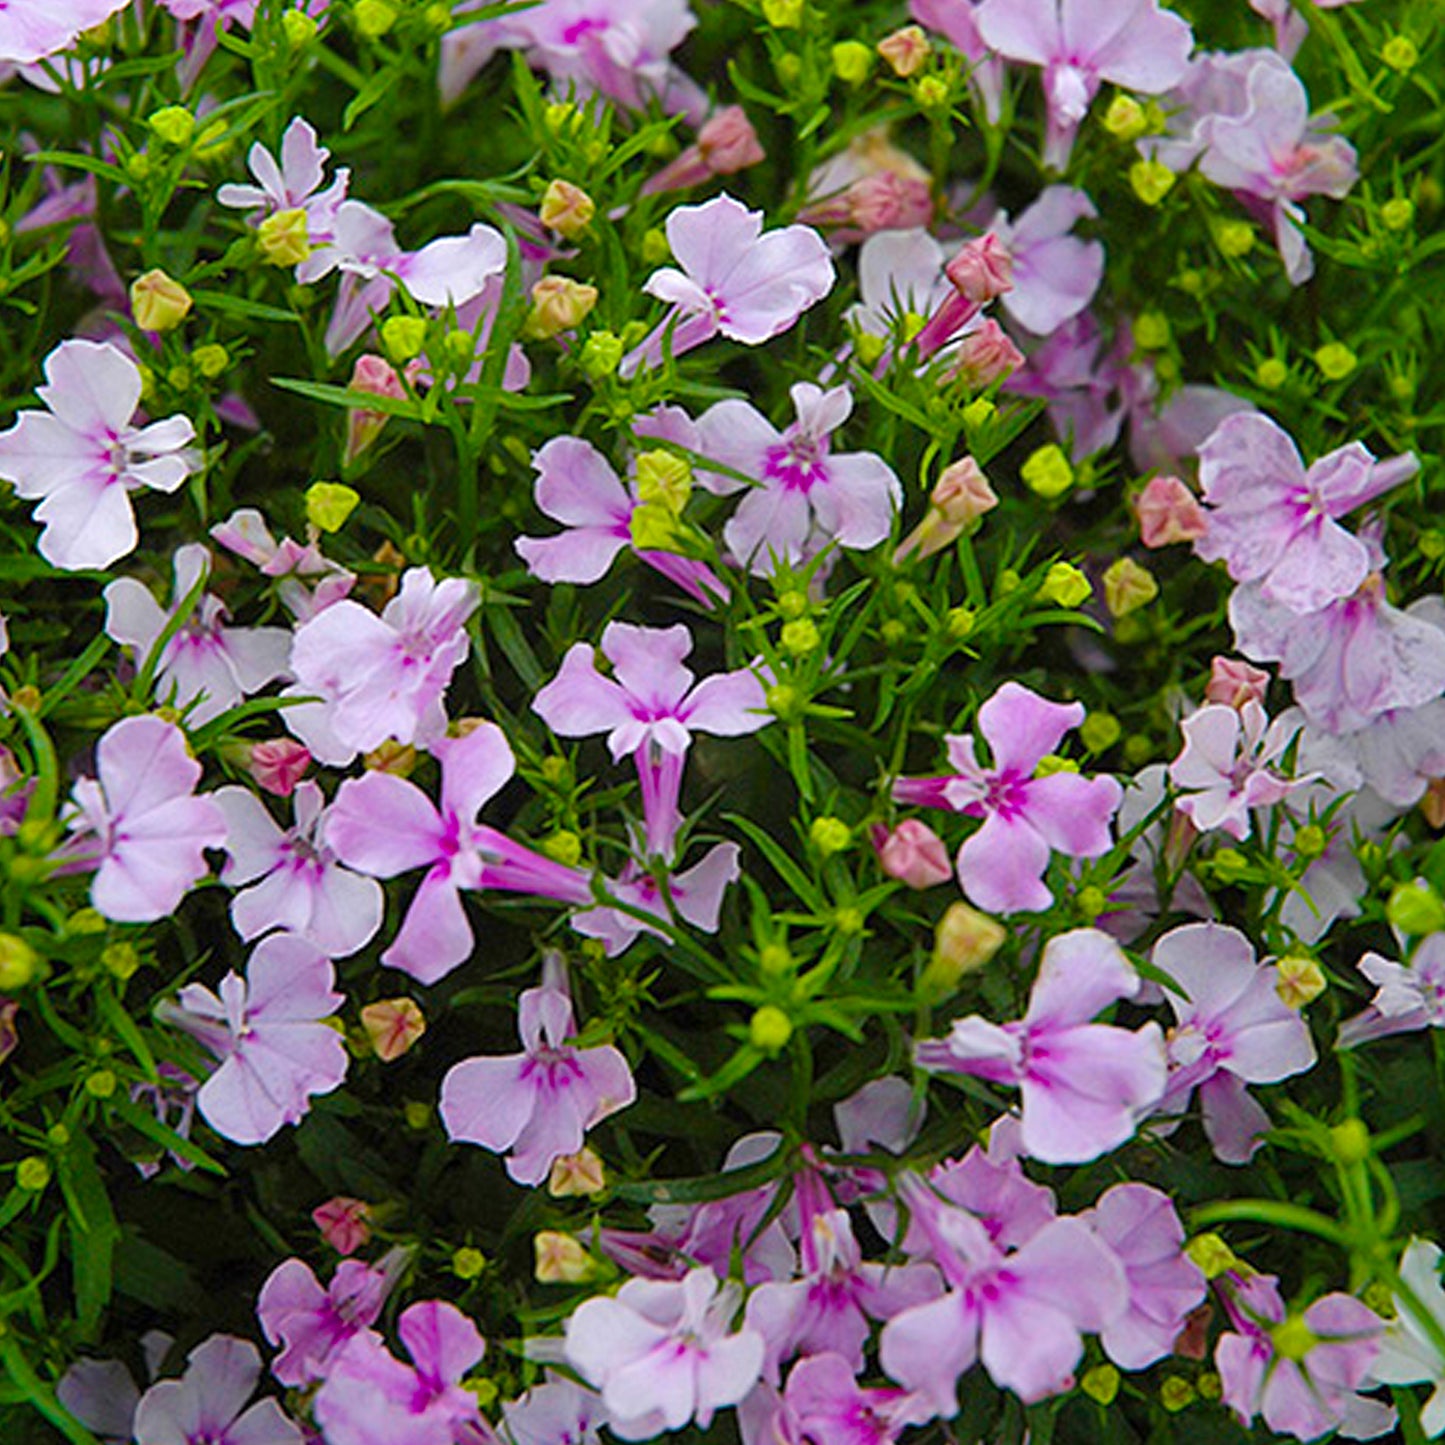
[697,105,766,175]
[1174,1302,1214,1361]
[364,740,417,777]
[0,998,17,1066]
[344,354,406,465]
[535,1230,594,1283]
[1421,778,1445,830]
[548,1147,607,1197]
[1134,474,1207,548]
[946,318,1023,387]
[248,738,312,797]
[361,997,427,1061]
[539,179,595,239]
[878,25,931,77]
[875,819,953,889]
[933,457,998,525]
[524,275,598,340]
[1205,656,1271,710]
[848,171,933,234]
[945,233,1013,303]
[312,1196,371,1255]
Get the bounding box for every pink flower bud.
[875,819,953,888]
[848,171,934,234]
[1206,657,1271,711]
[344,354,406,465]
[946,319,1024,387]
[877,25,931,78]
[361,996,426,1061]
[1134,474,1207,548]
[945,233,1013,303]
[933,457,998,525]
[697,105,766,175]
[312,1196,372,1256]
[248,738,312,797]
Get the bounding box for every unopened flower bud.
[193,343,229,379]
[1314,342,1357,381]
[896,458,998,562]
[810,816,852,856]
[1081,1363,1120,1406]
[696,106,765,175]
[1382,34,1420,72]
[1206,656,1270,710]
[453,1246,487,1280]
[535,1231,593,1283]
[1130,158,1177,206]
[540,179,596,239]
[282,10,318,46]
[1382,197,1415,232]
[525,276,598,339]
[914,74,949,109]
[1421,778,1445,829]
[1275,956,1326,1010]
[1387,880,1445,937]
[249,738,311,797]
[0,935,39,991]
[945,233,1013,303]
[354,0,398,38]
[750,1004,794,1054]
[832,41,873,85]
[1214,220,1254,258]
[1021,444,1074,499]
[1256,357,1288,389]
[381,315,428,364]
[149,105,195,147]
[361,997,427,1061]
[1102,93,1147,140]
[313,1196,371,1255]
[1135,475,1206,547]
[17,1156,49,1192]
[1104,557,1158,618]
[1039,561,1091,608]
[634,450,692,515]
[1160,1376,1195,1412]
[875,819,952,889]
[877,25,930,77]
[762,0,803,25]
[549,1148,606,1197]
[1080,712,1121,752]
[306,480,360,533]
[543,830,582,867]
[781,618,821,656]
[629,502,686,554]
[131,269,193,331]
[258,207,311,266]
[921,902,1005,998]
[580,330,623,379]
[365,740,417,777]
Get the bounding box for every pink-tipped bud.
[945,233,1013,304]
[893,457,998,563]
[875,819,953,889]
[1135,474,1207,548]
[312,1196,372,1256]
[697,105,766,175]
[849,171,934,234]
[344,354,406,465]
[877,25,931,78]
[1206,657,1271,711]
[361,997,427,1061]
[946,319,1023,388]
[248,738,312,797]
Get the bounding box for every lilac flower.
[893,681,1122,913]
[312,1300,486,1445]
[783,1351,934,1445]
[880,1172,1127,1409]
[104,544,291,725]
[210,507,355,622]
[1230,569,1445,736]
[695,384,901,575]
[1195,412,1418,614]
[63,715,226,924]
[1085,1184,1206,1369]
[257,1254,396,1387]
[286,565,479,764]
[1372,1239,1445,1436]
[514,434,724,604]
[1169,700,1306,840]
[621,195,834,376]
[989,186,1104,336]
[133,1335,302,1445]
[564,1266,766,1439]
[326,723,590,983]
[533,621,769,859]
[0,0,129,65]
[503,1376,607,1445]
[162,934,348,1146]
[58,1332,172,1445]
[0,339,198,570]
[918,928,1166,1163]
[1151,923,1317,1163]
[440,963,636,1186]
[917,1136,1058,1252]
[1216,1273,1381,1442]
[1250,0,1364,59]
[850,229,953,343]
[1338,938,1445,1048]
[213,780,382,958]
[217,115,348,243]
[975,0,1193,170]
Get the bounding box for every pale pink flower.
[908,235,1012,362]
[1372,1239,1445,1436]
[0,339,197,570]
[104,544,291,726]
[917,928,1166,1164]
[798,136,933,243]
[1250,0,1365,59]
[989,186,1104,336]
[213,780,383,958]
[216,116,349,240]
[849,229,953,343]
[1151,923,1317,1163]
[440,963,636,1186]
[503,1376,607,1445]
[63,715,226,924]
[257,1255,395,1387]
[0,0,129,65]
[1338,938,1445,1048]
[565,1266,766,1439]
[132,1334,302,1445]
[783,1351,934,1445]
[1169,700,1306,840]
[621,195,833,376]
[893,681,1123,913]
[210,508,355,622]
[161,934,348,1146]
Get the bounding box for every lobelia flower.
[312,1301,486,1445]
[58,1332,173,1445]
[1208,655,1271,709]
[916,928,1167,1164]
[160,933,348,1146]
[0,339,198,570]
[533,620,769,860]
[514,433,724,605]
[132,1334,302,1445]
[213,779,383,957]
[880,1171,1127,1410]
[1194,411,1419,614]
[1168,699,1307,841]
[1150,922,1317,1163]
[620,194,834,377]
[1215,1273,1382,1442]
[988,186,1104,336]
[216,115,349,241]
[63,715,226,924]
[783,1351,935,1445]
[286,565,480,764]
[326,722,591,983]
[210,507,356,623]
[915,1131,1058,1253]
[104,544,292,726]
[1371,1238,1445,1436]
[564,1265,766,1439]
[975,0,1193,170]
[694,383,902,575]
[1249,0,1365,60]
[440,960,636,1186]
[1338,938,1445,1048]
[892,680,1123,913]
[0,0,129,65]
[503,1375,608,1445]
[1084,1184,1207,1369]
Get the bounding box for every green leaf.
[106,1095,226,1176]
[724,812,824,911]
[613,1141,791,1204]
[55,1132,118,1338]
[270,376,424,419]
[94,984,157,1082]
[191,290,302,325]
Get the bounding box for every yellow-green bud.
[832,41,873,85]
[1382,34,1420,72]
[1215,220,1254,257]
[1382,197,1415,231]
[354,0,398,39]
[193,343,229,379]
[0,935,39,991]
[1387,880,1445,936]
[629,501,686,553]
[1292,823,1327,860]
[1021,443,1074,500]
[1035,754,1079,777]
[1256,357,1288,389]
[442,329,475,368]
[913,74,949,110]
[1103,556,1158,618]
[810,816,851,855]
[1160,1376,1196,1412]
[1130,158,1177,206]
[306,481,360,533]
[1102,93,1147,141]
[1081,712,1121,752]
[1211,847,1249,884]
[1276,956,1326,1009]
[962,396,996,432]
[1196,1371,1222,1402]
[453,1246,487,1280]
[781,618,821,656]
[540,756,570,786]
[539,179,596,239]
[750,1004,793,1054]
[85,1069,117,1099]
[1314,342,1357,381]
[1330,1118,1370,1165]
[542,830,582,867]
[381,316,428,364]
[131,270,193,332]
[149,106,195,147]
[762,0,803,26]
[68,909,107,937]
[1186,1232,1239,1279]
[1039,561,1091,609]
[16,1157,50,1192]
[1076,885,1108,922]
[854,331,887,368]
[549,1148,606,1197]
[833,906,865,936]
[921,902,1005,998]
[102,943,140,980]
[47,1124,69,1147]
[1133,312,1170,350]
[258,208,311,266]
[1363,1281,1396,1319]
[524,276,598,339]
[641,228,671,267]
[1081,1363,1120,1406]
[282,10,318,46]
[758,943,794,976]
[404,1100,431,1130]
[946,606,975,640]
[167,364,194,392]
[580,330,623,380]
[534,1231,593,1283]
[634,450,692,515]
[766,684,802,720]
[777,589,809,621]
